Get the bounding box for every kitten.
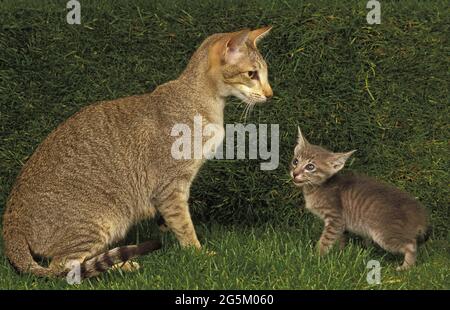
[290,127,430,271]
[3,27,273,279]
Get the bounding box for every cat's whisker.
[244,105,250,122]
[240,103,250,122]
[248,103,255,118]
[245,105,250,122]
[245,103,254,122]
[241,102,253,123]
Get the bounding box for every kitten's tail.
[80,240,162,279]
[417,226,432,245]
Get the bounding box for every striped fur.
[6,237,161,279]
[80,240,162,278]
[3,27,273,279]
[291,127,430,270]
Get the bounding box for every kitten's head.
[208,27,273,104]
[290,127,355,187]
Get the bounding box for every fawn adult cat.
[290,127,430,270]
[3,27,273,278]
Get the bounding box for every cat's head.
[208,27,273,104]
[290,127,355,187]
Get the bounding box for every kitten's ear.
[249,26,272,47]
[330,150,356,172]
[224,29,250,64]
[296,126,308,149]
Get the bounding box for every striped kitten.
[291,127,430,270]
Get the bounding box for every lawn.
[0,0,449,289]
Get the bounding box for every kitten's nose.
[292,170,305,183]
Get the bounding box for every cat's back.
[6,90,168,210]
[18,94,151,170]
[6,76,207,216]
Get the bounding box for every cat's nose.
[263,86,273,99]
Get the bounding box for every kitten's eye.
[305,163,315,171]
[248,71,259,80]
[292,159,299,166]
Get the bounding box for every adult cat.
[3,27,273,278]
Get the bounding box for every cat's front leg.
[318,218,345,255]
[157,188,201,249]
[156,214,170,233]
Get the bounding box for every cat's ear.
[330,150,356,172]
[223,29,251,64]
[295,126,308,153]
[249,26,272,47]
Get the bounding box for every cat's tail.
[417,225,432,245]
[4,229,62,278]
[4,229,162,279]
[80,240,162,279]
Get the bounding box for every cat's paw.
[158,223,170,233]
[396,264,412,272]
[112,261,140,272]
[181,239,202,250]
[205,250,217,257]
[156,215,170,233]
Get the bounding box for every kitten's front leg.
[157,188,201,249]
[338,233,347,250]
[318,218,345,255]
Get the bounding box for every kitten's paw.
[112,261,140,272]
[363,238,373,248]
[318,248,328,256]
[317,243,330,256]
[338,237,347,250]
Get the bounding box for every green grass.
[0,0,449,289]
[1,223,449,289]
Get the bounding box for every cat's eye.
[292,159,299,166]
[248,70,259,80]
[305,163,315,171]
